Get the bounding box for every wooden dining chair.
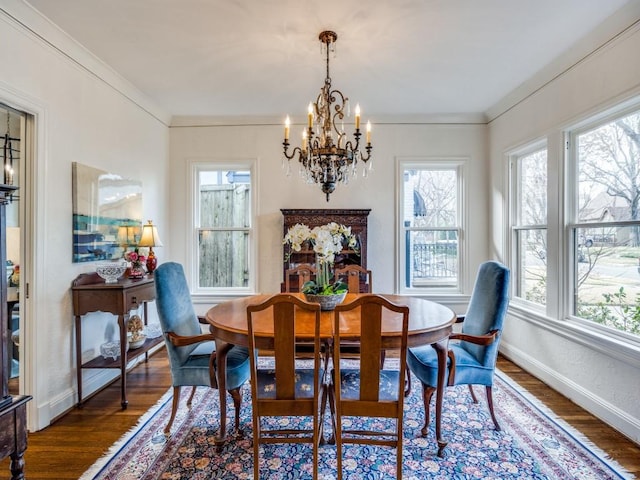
[333,264,389,369]
[334,264,372,293]
[330,295,410,480]
[284,264,317,293]
[284,263,332,366]
[246,294,324,480]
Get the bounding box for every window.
[569,107,640,336]
[510,146,547,306]
[399,160,463,293]
[192,164,255,294]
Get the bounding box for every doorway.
[1,104,26,396]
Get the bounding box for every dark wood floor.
[2,350,639,479]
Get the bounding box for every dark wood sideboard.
[281,209,370,292]
[71,273,162,409]
[0,184,31,480]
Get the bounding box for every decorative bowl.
[304,291,347,311]
[128,334,146,349]
[100,341,121,360]
[96,262,127,284]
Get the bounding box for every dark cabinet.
[281,209,370,291]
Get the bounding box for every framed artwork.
[72,162,142,262]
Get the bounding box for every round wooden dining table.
[205,293,456,456]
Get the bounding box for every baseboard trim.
[37,347,163,430]
[500,341,640,444]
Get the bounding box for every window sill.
[191,291,257,305]
[508,304,640,367]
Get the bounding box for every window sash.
[567,106,640,337]
[398,160,464,293]
[509,145,548,307]
[191,162,255,295]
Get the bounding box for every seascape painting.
[72,162,142,263]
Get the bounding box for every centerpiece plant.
[283,222,358,295]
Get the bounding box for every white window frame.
[508,140,548,312]
[397,157,466,295]
[565,101,640,344]
[189,160,258,298]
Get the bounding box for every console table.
[71,273,162,409]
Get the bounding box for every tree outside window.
[571,110,640,336]
[512,148,547,306]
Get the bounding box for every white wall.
[169,118,489,310]
[489,22,640,442]
[0,3,170,429]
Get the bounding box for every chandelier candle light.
[283,30,373,201]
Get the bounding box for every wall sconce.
[138,220,163,273]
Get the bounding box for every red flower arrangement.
[124,250,147,271]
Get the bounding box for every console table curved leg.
[432,337,449,457]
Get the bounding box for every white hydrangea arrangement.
[283,222,358,294]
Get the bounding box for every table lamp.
[117,225,138,249]
[138,220,164,273]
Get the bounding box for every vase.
[128,264,145,279]
[304,291,347,311]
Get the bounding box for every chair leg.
[229,387,243,434]
[396,413,403,480]
[319,380,328,445]
[322,341,331,372]
[485,386,501,431]
[335,382,342,480]
[186,386,197,406]
[468,384,478,403]
[420,384,435,436]
[404,370,412,397]
[164,386,181,435]
[327,374,337,445]
[253,431,260,480]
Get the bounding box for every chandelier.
[283,30,372,201]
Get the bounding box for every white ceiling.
[23,0,637,119]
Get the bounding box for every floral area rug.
[80,362,634,480]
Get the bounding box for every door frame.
[0,84,47,431]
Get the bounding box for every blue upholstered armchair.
[407,261,510,435]
[155,262,250,435]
